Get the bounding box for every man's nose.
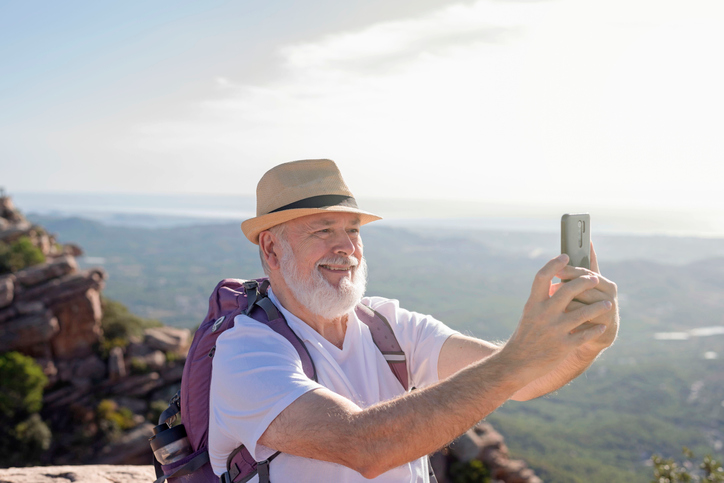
[332,232,356,256]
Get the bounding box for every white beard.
[277,237,367,320]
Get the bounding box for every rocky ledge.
[0,465,155,483]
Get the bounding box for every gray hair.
[259,224,287,275]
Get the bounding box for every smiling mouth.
[320,264,353,272]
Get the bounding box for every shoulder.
[217,313,285,345]
[360,295,457,340]
[360,295,427,325]
[361,295,401,312]
[360,296,410,325]
[213,314,303,374]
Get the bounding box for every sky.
[1,0,724,233]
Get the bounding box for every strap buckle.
[221,458,271,483]
[242,280,259,291]
[243,280,260,315]
[169,391,180,410]
[256,459,271,483]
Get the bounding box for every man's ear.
[259,231,281,270]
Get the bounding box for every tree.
[0,236,45,274]
[0,351,52,466]
[0,351,47,420]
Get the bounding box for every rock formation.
[0,195,106,375]
[0,194,190,466]
[433,422,543,483]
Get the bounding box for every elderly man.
[208,159,618,482]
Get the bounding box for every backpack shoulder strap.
[247,285,317,382]
[355,303,409,391]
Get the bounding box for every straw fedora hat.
[241,159,381,244]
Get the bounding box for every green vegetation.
[130,357,150,374]
[148,399,170,425]
[0,351,52,466]
[101,297,162,343]
[0,236,45,274]
[12,414,52,459]
[449,459,491,483]
[0,351,47,420]
[651,448,724,482]
[96,399,138,440]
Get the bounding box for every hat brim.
[241,206,382,245]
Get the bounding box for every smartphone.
[561,213,591,269]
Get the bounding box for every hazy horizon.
[9,190,724,239]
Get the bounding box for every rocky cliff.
[0,194,540,482]
[0,194,190,465]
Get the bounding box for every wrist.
[574,343,603,363]
[494,344,551,392]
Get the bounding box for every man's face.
[274,212,367,320]
[282,212,364,286]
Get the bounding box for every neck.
[269,274,349,349]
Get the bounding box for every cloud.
[132,1,546,166]
[129,0,724,210]
[279,2,531,72]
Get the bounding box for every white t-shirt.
[208,289,458,482]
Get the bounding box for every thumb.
[590,241,600,274]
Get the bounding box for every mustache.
[316,255,360,268]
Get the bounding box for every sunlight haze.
[1,0,722,232]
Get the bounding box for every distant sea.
[10,192,255,228]
[9,191,724,238]
[10,192,563,231]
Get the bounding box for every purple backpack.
[151,278,410,483]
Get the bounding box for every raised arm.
[437,244,619,401]
[259,254,614,478]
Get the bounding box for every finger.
[570,321,599,334]
[590,241,600,274]
[565,300,587,313]
[598,280,616,299]
[558,265,597,281]
[569,323,607,345]
[550,274,600,310]
[530,254,569,302]
[572,288,609,305]
[588,274,616,298]
[558,265,617,299]
[562,300,612,331]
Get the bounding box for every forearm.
[264,347,534,478]
[333,349,534,477]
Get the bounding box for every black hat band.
[269,194,358,214]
